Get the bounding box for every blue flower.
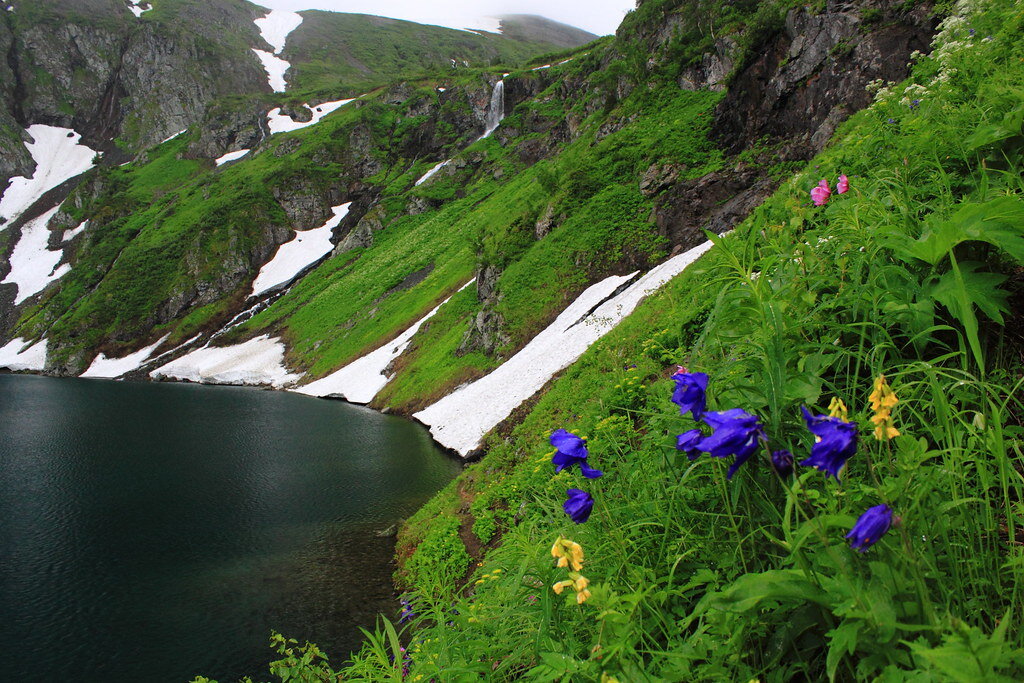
[676,429,703,461]
[670,369,709,419]
[550,429,603,478]
[846,504,893,552]
[563,488,594,524]
[698,408,766,479]
[799,406,858,480]
[771,449,794,477]
[398,596,416,624]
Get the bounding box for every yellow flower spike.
[576,588,592,604]
[828,397,849,421]
[552,580,573,595]
[869,375,900,440]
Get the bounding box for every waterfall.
[481,79,505,138]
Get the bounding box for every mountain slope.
[282,12,596,96]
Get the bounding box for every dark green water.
[0,374,460,682]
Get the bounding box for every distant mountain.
[497,14,598,49]
[282,11,597,96]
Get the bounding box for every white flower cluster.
[866,78,897,103]
[899,83,928,107]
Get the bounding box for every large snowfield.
[2,206,70,304]
[150,335,303,388]
[251,203,351,296]
[0,338,47,371]
[414,240,716,455]
[0,125,97,227]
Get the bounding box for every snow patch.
[251,10,302,92]
[161,129,186,144]
[62,220,88,243]
[255,10,302,54]
[415,159,451,186]
[531,64,552,71]
[150,335,302,388]
[81,335,170,379]
[266,98,357,134]
[253,49,291,93]
[0,125,98,228]
[0,338,46,371]
[125,0,150,17]
[470,16,502,33]
[294,280,474,402]
[251,202,350,296]
[2,207,70,304]
[215,149,251,166]
[415,241,716,455]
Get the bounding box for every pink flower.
[837,175,849,194]
[810,179,832,206]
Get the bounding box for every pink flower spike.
[837,175,849,194]
[810,179,832,206]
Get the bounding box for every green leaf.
[827,621,861,681]
[929,261,1009,324]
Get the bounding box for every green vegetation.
[283,11,592,98]
[193,0,1024,679]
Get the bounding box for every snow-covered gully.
[251,9,303,93]
[250,202,351,296]
[414,240,716,456]
[293,279,475,403]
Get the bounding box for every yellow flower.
[869,375,900,440]
[551,536,584,571]
[552,579,573,595]
[828,397,849,421]
[576,588,592,604]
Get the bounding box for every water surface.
[0,374,460,682]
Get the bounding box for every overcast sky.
[253,0,636,36]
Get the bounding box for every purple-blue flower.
[670,369,709,419]
[846,504,893,552]
[676,429,703,461]
[698,408,766,479]
[771,449,794,477]
[799,406,858,480]
[398,596,415,624]
[550,429,603,479]
[563,488,594,524]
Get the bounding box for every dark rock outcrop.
[714,1,934,157]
